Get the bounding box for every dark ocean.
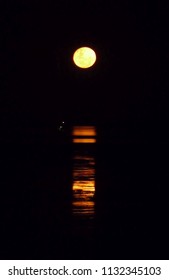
[1,124,168,259]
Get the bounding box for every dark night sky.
[1,0,168,137]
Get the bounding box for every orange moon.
[73,47,96,69]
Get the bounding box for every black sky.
[1,0,168,125]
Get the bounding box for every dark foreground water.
[1,125,168,259]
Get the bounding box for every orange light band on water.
[73,180,95,193]
[73,138,96,143]
[72,126,96,144]
[72,126,96,137]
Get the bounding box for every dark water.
[1,125,167,259]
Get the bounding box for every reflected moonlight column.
[72,126,96,218]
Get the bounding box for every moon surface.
[73,47,96,69]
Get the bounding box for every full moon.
[73,47,96,69]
